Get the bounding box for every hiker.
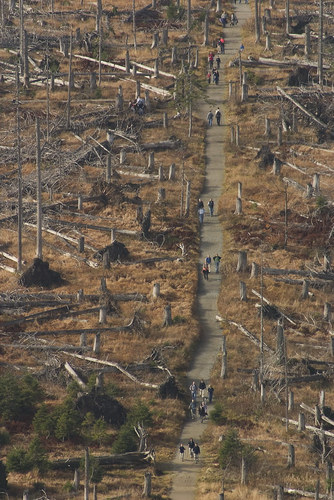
[198,404,206,423]
[188,438,195,458]
[202,263,209,280]
[179,443,185,461]
[198,206,205,224]
[240,43,245,52]
[220,11,227,28]
[189,381,198,399]
[230,13,238,26]
[207,110,213,127]
[135,96,145,115]
[218,37,225,54]
[213,69,219,85]
[216,55,221,69]
[208,384,214,403]
[208,198,214,216]
[193,443,200,462]
[213,253,221,273]
[215,107,221,126]
[199,379,206,398]
[205,255,212,272]
[189,399,196,419]
[208,52,214,69]
[207,71,211,84]
[198,198,204,210]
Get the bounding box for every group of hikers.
[178,380,215,462]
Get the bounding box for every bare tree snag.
[251,262,259,278]
[90,72,97,90]
[35,117,43,260]
[66,32,73,129]
[241,456,247,485]
[116,85,123,111]
[254,0,260,42]
[162,27,168,46]
[277,125,282,146]
[162,305,172,327]
[298,412,305,431]
[318,0,323,86]
[169,163,175,180]
[187,0,191,32]
[235,125,240,146]
[300,280,309,299]
[235,197,242,215]
[276,323,285,365]
[236,251,247,272]
[203,10,209,46]
[185,181,190,216]
[230,126,235,144]
[99,307,107,324]
[265,117,271,136]
[312,173,320,194]
[154,58,159,78]
[265,33,271,51]
[93,332,101,354]
[73,469,80,492]
[288,390,294,411]
[305,24,310,58]
[151,32,159,49]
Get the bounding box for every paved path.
[168,3,251,499]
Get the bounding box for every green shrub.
[6,447,32,473]
[218,429,255,469]
[0,429,10,446]
[81,412,107,446]
[0,460,7,490]
[0,374,43,422]
[54,399,82,441]
[27,437,49,474]
[33,404,56,438]
[209,402,227,426]
[127,401,153,428]
[111,424,137,453]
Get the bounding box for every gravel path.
[168,4,250,499]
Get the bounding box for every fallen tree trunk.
[46,217,139,236]
[0,262,16,273]
[2,343,91,353]
[51,450,155,470]
[65,352,159,389]
[251,289,296,325]
[282,417,334,438]
[216,316,274,353]
[300,402,334,428]
[277,86,330,131]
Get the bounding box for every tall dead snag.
[187,0,191,33]
[318,0,323,86]
[285,0,290,34]
[203,10,209,46]
[162,305,172,327]
[132,0,137,50]
[16,68,23,273]
[36,117,42,260]
[254,0,260,43]
[66,32,73,129]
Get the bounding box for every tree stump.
[99,308,106,325]
[95,373,104,390]
[78,236,85,253]
[152,283,160,299]
[241,84,248,102]
[276,485,284,500]
[330,337,334,357]
[203,10,209,46]
[136,80,141,99]
[120,150,126,165]
[162,27,168,45]
[142,471,152,497]
[324,302,332,322]
[162,112,168,128]
[265,33,272,51]
[93,332,101,354]
[103,251,110,269]
[73,468,80,492]
[169,163,175,180]
[77,289,84,303]
[298,412,305,431]
[236,251,247,272]
[148,152,154,172]
[235,124,240,146]
[154,58,159,78]
[230,125,235,144]
[287,444,295,467]
[151,32,159,49]
[125,50,130,72]
[78,194,83,211]
[110,229,116,243]
[288,390,294,411]
[265,117,271,136]
[250,262,259,278]
[221,351,227,379]
[240,281,247,301]
[171,47,177,65]
[158,166,164,182]
[305,183,313,198]
[90,72,97,90]
[237,182,242,199]
[241,455,247,485]
[272,158,281,176]
[157,188,166,202]
[235,197,242,215]
[312,173,320,193]
[162,305,172,327]
[80,332,87,347]
[300,280,309,300]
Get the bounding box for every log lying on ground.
[300,402,334,428]
[51,450,155,470]
[251,289,296,325]
[216,316,274,354]
[274,277,332,289]
[276,487,328,499]
[259,266,334,281]
[282,417,334,438]
[65,352,159,389]
[2,343,91,353]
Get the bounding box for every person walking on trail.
[179,444,185,461]
[208,52,214,69]
[218,37,225,54]
[213,69,219,85]
[202,263,209,280]
[208,384,214,403]
[198,403,206,423]
[207,110,213,127]
[189,381,198,399]
[207,71,211,84]
[216,55,221,69]
[198,206,205,225]
[189,399,196,420]
[198,198,204,210]
[199,379,206,397]
[220,11,227,28]
[205,255,212,272]
[213,253,221,273]
[188,438,195,458]
[193,443,201,462]
[215,107,222,126]
[208,198,214,216]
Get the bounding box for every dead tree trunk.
[162,304,172,327]
[318,0,323,86]
[84,447,89,500]
[305,24,310,58]
[236,251,247,272]
[142,472,151,497]
[187,0,191,32]
[185,181,190,216]
[16,68,23,273]
[276,322,285,365]
[203,10,209,46]
[285,0,290,34]
[36,117,42,260]
[287,444,295,467]
[240,281,247,301]
[254,0,260,42]
[66,32,73,129]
